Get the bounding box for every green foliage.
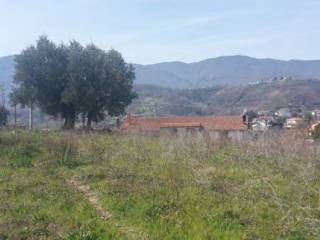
[0,131,125,240]
[0,105,9,127]
[12,36,136,129]
[64,44,136,129]
[244,110,258,121]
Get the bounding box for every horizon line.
[1,53,320,65]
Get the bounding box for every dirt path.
[66,179,111,220]
[66,178,149,239]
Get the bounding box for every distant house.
[251,116,283,131]
[251,116,274,131]
[275,108,292,118]
[309,122,320,137]
[310,122,320,132]
[121,114,248,141]
[312,109,320,120]
[257,110,272,117]
[284,117,305,129]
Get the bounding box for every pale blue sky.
[0,0,319,64]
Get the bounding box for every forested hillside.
[129,79,320,116]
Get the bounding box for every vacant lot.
[0,130,319,239]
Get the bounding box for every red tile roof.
[121,114,247,132]
[160,123,203,128]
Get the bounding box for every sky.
[0,0,319,64]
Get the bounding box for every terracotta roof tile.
[160,123,203,128]
[121,115,247,132]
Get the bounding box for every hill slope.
[129,80,320,116]
[134,55,320,88]
[0,55,15,95]
[1,55,320,90]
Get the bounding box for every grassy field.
[0,130,320,239]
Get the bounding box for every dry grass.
[0,129,320,239]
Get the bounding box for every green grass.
[0,130,320,239]
[0,131,124,240]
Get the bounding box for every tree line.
[10,36,136,129]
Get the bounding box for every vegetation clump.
[12,36,136,129]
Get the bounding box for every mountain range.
[0,55,14,95]
[133,55,320,88]
[1,55,320,91]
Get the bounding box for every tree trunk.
[82,113,86,129]
[29,104,33,130]
[63,118,68,129]
[63,116,75,129]
[14,105,17,129]
[86,111,94,130]
[62,110,76,130]
[86,117,92,130]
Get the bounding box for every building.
[257,110,272,117]
[284,117,305,129]
[121,114,248,141]
[251,116,274,131]
[310,122,320,132]
[312,109,320,120]
[275,108,293,118]
[159,123,204,138]
[310,122,320,137]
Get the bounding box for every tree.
[26,37,76,129]
[104,49,136,116]
[85,48,136,129]
[9,91,19,128]
[10,87,36,129]
[0,85,6,106]
[0,105,9,127]
[62,42,98,129]
[0,85,10,128]
[13,36,77,129]
[63,44,136,129]
[12,36,136,129]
